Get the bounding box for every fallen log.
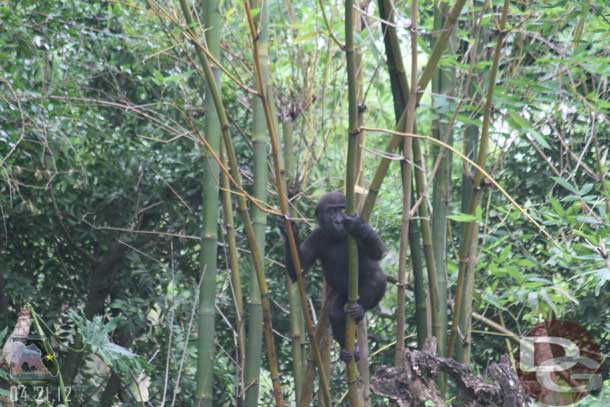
[371,338,528,407]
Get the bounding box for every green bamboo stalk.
[300,294,331,406]
[196,0,221,404]
[456,32,483,364]
[282,119,305,403]
[459,225,479,363]
[462,116,478,215]
[412,137,441,341]
[354,3,366,212]
[377,0,409,121]
[242,3,332,405]
[220,145,245,404]
[345,0,362,405]
[447,0,510,362]
[360,0,468,223]
[178,2,286,405]
[244,262,263,407]
[395,0,419,366]
[379,0,443,346]
[352,6,371,405]
[431,0,457,361]
[364,0,467,351]
[377,0,427,348]
[286,252,305,406]
[244,2,268,406]
[408,201,428,347]
[431,2,457,395]
[384,0,440,346]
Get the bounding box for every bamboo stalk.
[196,0,222,404]
[366,0,466,352]
[242,2,332,405]
[360,0,468,223]
[430,0,457,362]
[353,4,371,405]
[282,119,306,403]
[430,1,457,394]
[178,2,286,404]
[377,0,427,348]
[377,0,446,348]
[394,0,419,366]
[447,0,511,362]
[394,173,411,367]
[457,18,487,369]
[408,202,428,347]
[220,144,245,404]
[378,0,409,121]
[345,0,362,405]
[244,2,268,405]
[300,294,331,406]
[354,1,366,212]
[412,132,441,341]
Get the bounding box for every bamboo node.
[492,27,510,37]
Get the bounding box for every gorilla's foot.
[340,346,360,363]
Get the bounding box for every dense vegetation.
[1,0,608,406]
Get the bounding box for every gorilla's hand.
[280,218,301,283]
[346,302,365,323]
[342,214,364,236]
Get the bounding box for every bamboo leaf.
[448,212,478,222]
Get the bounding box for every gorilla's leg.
[329,293,360,363]
[329,293,347,348]
[358,271,387,312]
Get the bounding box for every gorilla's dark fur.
[281,191,387,362]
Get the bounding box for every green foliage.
[66,312,138,367]
[0,0,608,404]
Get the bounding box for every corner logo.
[517,320,602,406]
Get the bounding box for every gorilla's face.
[316,192,347,240]
[319,204,347,239]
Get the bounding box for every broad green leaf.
[576,216,602,225]
[551,286,578,305]
[549,197,565,217]
[539,288,558,315]
[552,176,579,195]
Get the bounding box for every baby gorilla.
[280,191,387,362]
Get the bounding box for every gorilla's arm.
[282,224,321,282]
[345,216,386,260]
